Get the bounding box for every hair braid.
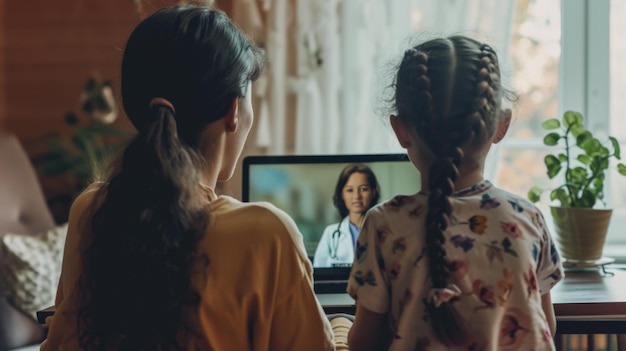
[466,44,502,145]
[397,46,469,346]
[423,146,467,346]
[402,49,435,130]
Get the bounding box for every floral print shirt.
[347,180,563,351]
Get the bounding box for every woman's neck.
[349,213,364,227]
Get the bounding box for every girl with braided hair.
[346,36,563,350]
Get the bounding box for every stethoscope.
[329,217,346,260]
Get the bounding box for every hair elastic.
[149,97,176,114]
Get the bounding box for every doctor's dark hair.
[332,164,380,219]
[77,6,266,351]
[391,36,510,346]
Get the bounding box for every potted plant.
[528,111,626,262]
[35,77,131,222]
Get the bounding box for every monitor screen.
[243,154,421,274]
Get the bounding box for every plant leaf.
[543,133,560,146]
[596,171,606,182]
[544,155,562,179]
[601,158,609,169]
[551,188,570,207]
[595,146,610,157]
[618,163,626,176]
[592,177,604,193]
[570,167,588,183]
[72,134,88,152]
[542,119,561,130]
[578,190,596,208]
[37,155,81,176]
[528,186,543,203]
[577,154,591,165]
[558,153,567,162]
[570,125,586,137]
[610,136,621,159]
[576,131,593,148]
[563,111,583,128]
[581,137,602,156]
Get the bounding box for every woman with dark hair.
[313,164,380,268]
[41,6,333,351]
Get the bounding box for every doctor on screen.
[313,164,380,268]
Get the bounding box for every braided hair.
[393,36,505,346]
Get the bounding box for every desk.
[316,269,626,335]
[37,269,626,335]
[551,269,626,334]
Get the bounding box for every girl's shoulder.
[449,180,541,213]
[376,193,424,213]
[364,193,426,230]
[369,193,426,222]
[480,184,544,215]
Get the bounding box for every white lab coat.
[313,217,355,268]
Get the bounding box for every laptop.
[242,154,420,294]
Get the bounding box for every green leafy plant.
[36,78,130,190]
[528,111,626,208]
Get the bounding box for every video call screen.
[243,155,421,268]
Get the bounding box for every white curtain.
[294,0,412,154]
[293,0,517,156]
[231,0,292,155]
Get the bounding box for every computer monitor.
[242,154,420,282]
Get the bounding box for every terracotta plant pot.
[551,207,612,261]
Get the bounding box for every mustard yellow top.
[41,184,335,351]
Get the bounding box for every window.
[610,0,626,142]
[496,0,626,254]
[607,0,626,250]
[494,0,560,200]
[301,0,625,253]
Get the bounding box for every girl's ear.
[390,115,412,149]
[493,109,512,144]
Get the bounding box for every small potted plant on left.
[528,111,626,262]
[35,77,130,221]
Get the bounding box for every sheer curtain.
[229,0,293,155]
[293,0,517,158]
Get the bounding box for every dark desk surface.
[551,269,626,316]
[551,269,626,334]
[317,268,626,335]
[38,268,626,334]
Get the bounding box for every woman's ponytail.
[79,105,210,350]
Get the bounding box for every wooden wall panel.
[3,0,143,147]
[0,0,5,129]
[2,0,210,146]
